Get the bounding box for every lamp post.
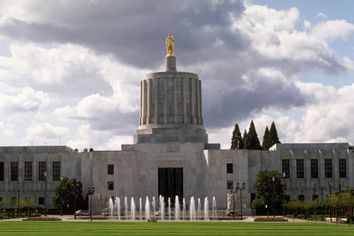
[87,186,95,220]
[272,177,275,217]
[73,182,80,220]
[16,183,20,216]
[44,171,47,216]
[320,184,324,201]
[313,183,316,199]
[328,181,332,195]
[235,182,245,220]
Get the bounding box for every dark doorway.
[158,168,183,205]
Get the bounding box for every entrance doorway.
[158,168,183,205]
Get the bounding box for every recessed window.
[38,197,45,205]
[226,163,233,174]
[52,162,61,181]
[226,180,234,190]
[108,181,114,190]
[107,164,114,175]
[298,195,305,201]
[24,162,33,181]
[0,162,4,181]
[312,195,319,200]
[339,159,346,178]
[38,162,47,181]
[325,159,332,178]
[282,159,290,178]
[10,162,18,181]
[296,159,304,178]
[310,159,318,178]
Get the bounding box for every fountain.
[182,198,186,220]
[124,197,128,219]
[130,197,136,220]
[212,196,217,220]
[197,198,201,220]
[204,197,209,220]
[108,197,114,219]
[139,197,142,220]
[152,196,156,215]
[159,196,165,221]
[168,197,171,220]
[115,197,121,220]
[145,196,150,220]
[175,195,180,221]
[190,196,196,221]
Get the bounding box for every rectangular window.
[312,195,319,200]
[226,163,233,174]
[226,180,234,190]
[38,197,45,205]
[296,159,304,178]
[310,159,318,178]
[282,159,290,178]
[108,181,114,190]
[339,159,347,178]
[107,164,114,175]
[0,197,3,203]
[52,162,61,181]
[24,162,32,181]
[0,162,4,181]
[38,162,46,181]
[325,159,332,178]
[10,162,18,181]
[298,195,305,201]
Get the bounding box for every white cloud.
[311,20,354,41]
[26,122,68,140]
[0,87,49,113]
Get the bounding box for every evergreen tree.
[245,120,262,150]
[242,129,248,148]
[262,126,272,150]
[230,123,243,149]
[269,121,281,148]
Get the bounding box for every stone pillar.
[166,56,176,72]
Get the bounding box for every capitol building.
[0,35,353,215]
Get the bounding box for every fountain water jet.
[204,197,209,220]
[115,197,121,220]
[108,197,114,219]
[145,196,150,220]
[168,197,171,220]
[159,196,165,221]
[182,198,186,220]
[131,197,136,220]
[139,197,142,220]
[197,198,201,220]
[124,197,128,219]
[175,196,180,221]
[190,196,196,221]
[212,196,216,220]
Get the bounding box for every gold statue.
[165,33,175,57]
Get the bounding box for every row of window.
[282,158,346,179]
[0,161,61,182]
[0,196,46,206]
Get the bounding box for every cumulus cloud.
[0,87,49,113]
[0,1,353,148]
[26,122,68,140]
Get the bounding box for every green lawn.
[0,222,353,236]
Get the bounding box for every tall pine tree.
[231,123,243,149]
[269,121,281,148]
[244,120,262,150]
[262,126,272,150]
[242,129,248,147]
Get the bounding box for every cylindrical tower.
[135,35,207,144]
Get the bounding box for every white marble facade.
[0,49,353,216]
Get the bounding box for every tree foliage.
[255,170,285,209]
[231,123,243,149]
[269,122,281,147]
[262,126,272,150]
[53,177,86,212]
[244,120,262,150]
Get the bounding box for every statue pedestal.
[166,56,176,71]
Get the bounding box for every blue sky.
[0,0,353,149]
